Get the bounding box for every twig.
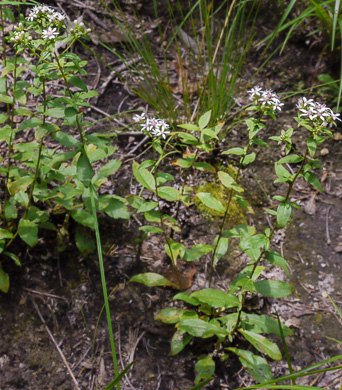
[120,135,150,161]
[23,287,68,301]
[31,298,81,390]
[325,206,331,245]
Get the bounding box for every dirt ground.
[0,1,341,390]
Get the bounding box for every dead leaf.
[304,194,317,215]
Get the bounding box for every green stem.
[90,184,120,388]
[231,146,309,334]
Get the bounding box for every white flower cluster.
[10,23,32,44]
[26,4,65,24]
[297,97,341,125]
[133,113,171,139]
[70,20,91,36]
[248,86,284,111]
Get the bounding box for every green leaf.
[240,312,293,337]
[45,107,65,118]
[254,280,293,298]
[178,318,227,338]
[265,251,290,277]
[0,268,9,293]
[68,75,88,92]
[183,244,213,262]
[178,123,200,131]
[228,348,274,384]
[7,176,33,196]
[157,186,179,201]
[242,152,256,166]
[199,110,211,129]
[173,292,201,306]
[239,329,282,360]
[3,251,21,266]
[190,289,239,309]
[222,147,245,155]
[75,225,95,256]
[196,192,225,213]
[137,201,158,213]
[277,202,292,228]
[155,308,197,324]
[77,150,94,187]
[70,209,94,229]
[177,132,198,145]
[0,114,8,124]
[0,228,13,240]
[303,171,323,191]
[195,355,215,385]
[165,241,185,263]
[171,331,193,355]
[18,219,38,247]
[274,163,292,183]
[0,94,13,104]
[218,171,244,193]
[172,158,193,168]
[307,136,317,157]
[130,273,179,288]
[132,161,156,191]
[194,162,216,173]
[240,233,269,261]
[18,117,43,131]
[96,159,121,179]
[277,155,303,164]
[51,131,81,148]
[139,225,163,234]
[99,196,130,220]
[213,236,229,266]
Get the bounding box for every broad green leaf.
[194,162,216,173]
[0,94,13,104]
[68,75,88,91]
[307,136,317,157]
[132,161,156,191]
[130,272,179,288]
[137,201,158,213]
[4,200,17,219]
[190,288,239,308]
[222,147,245,155]
[157,186,179,201]
[155,308,197,324]
[172,158,192,168]
[0,268,9,293]
[18,117,43,131]
[199,110,211,129]
[200,127,218,139]
[144,210,161,223]
[195,354,215,385]
[217,313,238,333]
[303,171,323,191]
[225,224,256,238]
[277,155,303,164]
[240,233,269,261]
[254,280,293,298]
[45,107,65,118]
[178,318,227,338]
[70,209,94,229]
[178,123,200,131]
[177,132,198,145]
[96,159,121,179]
[165,241,185,263]
[239,329,282,360]
[213,236,229,266]
[183,244,213,262]
[228,348,274,384]
[265,251,290,277]
[240,312,293,337]
[0,114,8,124]
[277,202,292,228]
[171,331,193,355]
[8,176,33,196]
[242,152,256,166]
[18,219,38,247]
[218,171,243,192]
[75,225,95,256]
[77,150,94,187]
[0,228,13,240]
[196,192,225,213]
[51,131,81,148]
[99,196,130,220]
[3,251,21,266]
[173,292,201,306]
[139,225,163,234]
[274,163,292,183]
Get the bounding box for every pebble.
[320,147,329,156]
[334,132,342,141]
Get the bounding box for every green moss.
[193,165,248,226]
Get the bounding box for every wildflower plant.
[129,85,339,386]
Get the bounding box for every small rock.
[320,147,329,156]
[334,245,342,253]
[334,132,342,141]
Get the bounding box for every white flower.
[296,97,315,110]
[248,86,263,100]
[271,98,284,111]
[157,119,170,132]
[299,107,317,121]
[329,110,342,122]
[42,27,59,40]
[133,112,146,122]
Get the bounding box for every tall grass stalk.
[93,0,259,126]
[90,184,120,388]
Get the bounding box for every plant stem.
[90,184,120,388]
[231,146,309,334]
